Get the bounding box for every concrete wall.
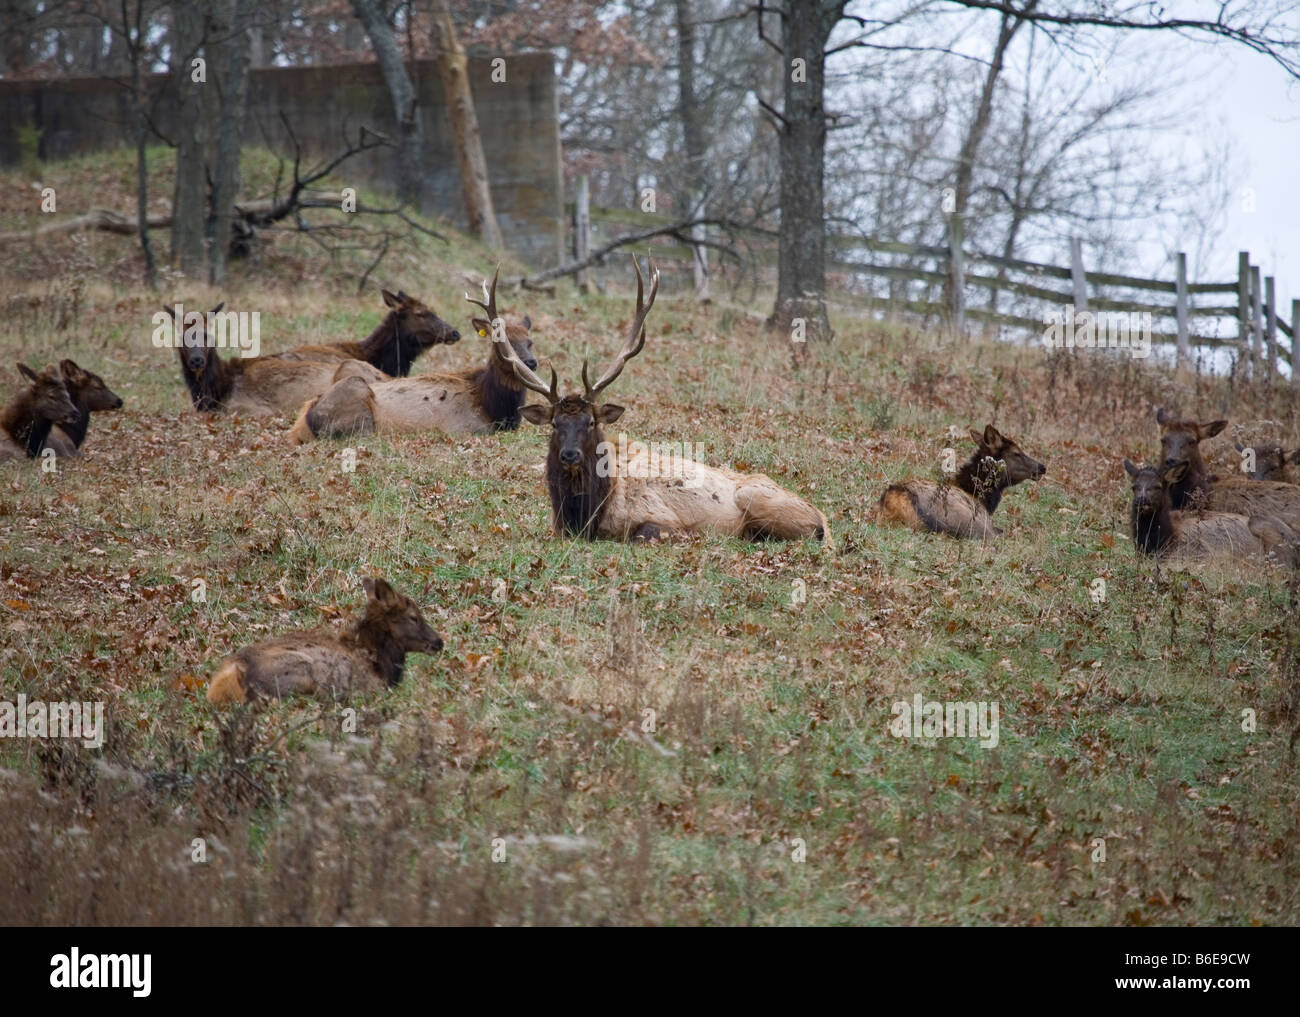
[0,54,564,265]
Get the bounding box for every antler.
[466,265,500,327]
[467,266,559,404]
[582,255,659,402]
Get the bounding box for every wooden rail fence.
[566,191,1296,380]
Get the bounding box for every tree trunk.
[428,0,504,249]
[207,0,252,285]
[350,0,425,208]
[170,0,208,276]
[675,0,709,298]
[768,0,839,343]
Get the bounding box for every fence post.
[1250,265,1263,374]
[1292,299,1300,391]
[948,212,966,340]
[1264,275,1277,382]
[1070,237,1089,312]
[1174,252,1189,369]
[574,174,591,295]
[1237,252,1252,374]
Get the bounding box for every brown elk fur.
[42,360,123,458]
[271,288,460,376]
[206,577,443,705]
[1156,409,1300,525]
[875,426,1046,539]
[1228,441,1299,483]
[1125,459,1299,565]
[169,304,387,415]
[1,363,78,462]
[288,308,537,443]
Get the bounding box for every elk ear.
[382,289,401,309]
[968,428,985,448]
[210,302,224,315]
[520,403,552,426]
[1156,407,1171,425]
[16,362,37,383]
[161,304,178,319]
[597,404,625,425]
[1234,441,1245,452]
[1123,458,1139,477]
[58,359,86,384]
[471,317,491,337]
[982,424,1003,448]
[363,576,398,605]
[396,290,410,303]
[1163,461,1189,485]
[522,315,532,330]
[1202,420,1228,439]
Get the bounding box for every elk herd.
[5,256,1299,705]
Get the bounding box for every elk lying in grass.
[1124,459,1299,565]
[41,360,123,458]
[1,363,78,462]
[272,288,460,376]
[1231,442,1299,483]
[1156,408,1300,524]
[875,426,1046,539]
[170,303,386,415]
[501,258,828,543]
[206,577,443,705]
[288,269,537,442]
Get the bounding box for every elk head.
[381,288,461,354]
[1124,458,1182,554]
[968,425,1046,485]
[1233,441,1296,482]
[1156,407,1225,472]
[465,268,538,375]
[360,576,444,656]
[16,362,78,428]
[60,359,123,412]
[493,257,660,537]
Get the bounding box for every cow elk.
[875,426,1046,539]
[169,302,386,415]
[1,363,78,463]
[1231,441,1299,483]
[1156,408,1300,526]
[206,577,443,705]
[288,269,538,442]
[272,288,460,376]
[502,258,829,543]
[42,360,123,458]
[1124,459,1299,566]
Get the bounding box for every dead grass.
[0,148,1298,926]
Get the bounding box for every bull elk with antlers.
[288,270,538,442]
[503,257,829,543]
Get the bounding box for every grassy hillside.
[1,148,1298,925]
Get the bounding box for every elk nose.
[560,448,580,466]
[1037,463,1047,476]
[113,397,124,409]
[188,355,205,370]
[449,329,461,342]
[525,356,538,370]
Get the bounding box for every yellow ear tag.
[478,329,487,337]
